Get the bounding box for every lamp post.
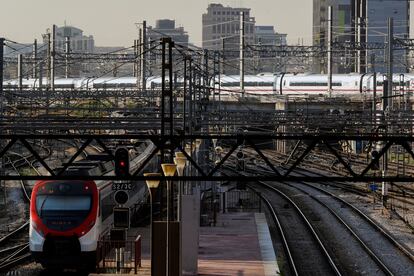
[161,163,177,276]
[144,172,161,276]
[184,144,193,195]
[174,155,186,276]
[174,156,187,220]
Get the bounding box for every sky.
[0,0,313,47]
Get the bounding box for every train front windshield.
[36,195,91,215]
[34,180,95,232]
[35,194,92,231]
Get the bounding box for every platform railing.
[96,234,142,274]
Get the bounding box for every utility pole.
[356,5,361,73]
[221,38,226,75]
[65,36,70,78]
[133,39,137,77]
[140,20,147,90]
[239,11,245,98]
[327,6,333,96]
[160,37,175,276]
[381,17,393,207]
[0,38,4,208]
[0,38,3,96]
[373,73,377,122]
[39,58,43,91]
[44,32,51,88]
[134,38,139,79]
[17,54,23,90]
[160,37,174,163]
[32,39,37,79]
[50,25,56,91]
[183,56,188,134]
[204,49,209,100]
[386,17,393,110]
[353,0,367,73]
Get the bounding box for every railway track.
[0,142,52,271]
[255,179,414,275]
[250,190,299,276]
[242,147,414,227]
[247,182,341,275]
[222,150,414,274]
[229,159,414,274]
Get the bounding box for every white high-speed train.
[3,73,413,96]
[215,73,413,96]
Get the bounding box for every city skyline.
[1,0,313,47]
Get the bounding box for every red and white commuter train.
[29,143,155,270]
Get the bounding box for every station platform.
[90,212,278,276]
[198,212,279,276]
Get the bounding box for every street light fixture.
[174,157,186,177]
[174,156,187,219]
[195,139,202,149]
[144,172,161,276]
[161,163,177,276]
[174,156,187,276]
[185,144,192,155]
[175,151,186,159]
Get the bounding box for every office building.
[313,0,409,73]
[147,19,189,45]
[52,25,95,53]
[255,26,287,46]
[202,3,256,50]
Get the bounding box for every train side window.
[283,80,286,86]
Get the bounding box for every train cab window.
[36,195,92,215]
[36,195,92,231]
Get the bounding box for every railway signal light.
[236,151,245,171]
[115,148,129,177]
[371,150,380,170]
[113,207,130,228]
[114,190,129,205]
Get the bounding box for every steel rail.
[247,185,299,276]
[256,181,342,276]
[297,181,414,263]
[282,182,394,275]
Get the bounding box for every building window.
[213,25,216,33]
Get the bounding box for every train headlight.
[80,220,96,237]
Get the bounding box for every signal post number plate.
[112,182,133,191]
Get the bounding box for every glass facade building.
[366,0,409,73]
[313,0,409,73]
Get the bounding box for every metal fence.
[96,235,142,274]
[224,190,261,213]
